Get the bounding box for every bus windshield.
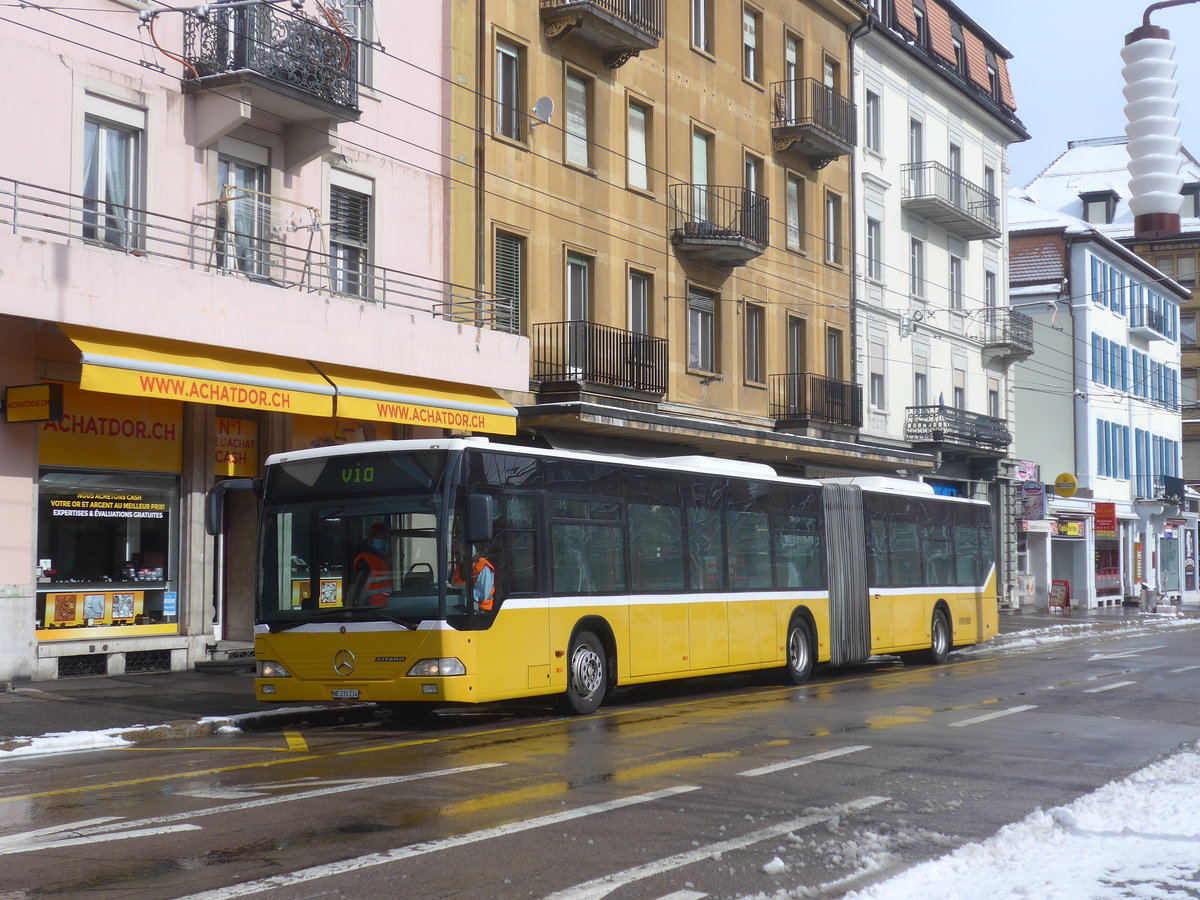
[258,448,461,630]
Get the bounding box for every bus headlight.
[258,659,291,678]
[407,658,466,677]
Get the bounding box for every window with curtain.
[627,101,649,190]
[566,72,591,168]
[215,155,269,277]
[786,172,804,251]
[744,303,764,384]
[866,218,882,280]
[330,182,371,298]
[692,0,712,52]
[82,117,142,250]
[742,7,761,82]
[824,192,842,265]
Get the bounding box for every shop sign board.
[1022,520,1054,533]
[1054,472,1078,498]
[1094,502,1118,539]
[5,383,63,423]
[1020,481,1046,520]
[40,384,183,472]
[1013,459,1039,482]
[1057,518,1087,538]
[214,417,259,477]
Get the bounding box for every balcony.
[900,162,1000,241]
[905,405,1011,452]
[769,373,863,428]
[533,321,668,398]
[1129,303,1172,342]
[981,309,1034,362]
[181,4,359,162]
[769,78,856,167]
[669,185,768,268]
[538,0,663,68]
[0,176,504,328]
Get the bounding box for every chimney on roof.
[1122,20,1184,239]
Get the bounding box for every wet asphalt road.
[2,618,1199,900]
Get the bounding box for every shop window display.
[37,470,180,636]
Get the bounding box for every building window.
[826,327,843,379]
[339,0,373,87]
[83,98,144,250]
[627,101,649,191]
[692,0,712,53]
[566,251,591,375]
[742,7,761,82]
[914,369,929,406]
[787,315,806,373]
[1182,183,1200,218]
[496,39,523,141]
[494,231,524,334]
[908,118,924,194]
[744,303,765,383]
[688,287,717,372]
[864,90,881,152]
[691,128,713,220]
[949,255,964,310]
[866,217,882,281]
[565,71,591,168]
[868,340,885,409]
[786,172,804,252]
[329,178,372,298]
[215,154,269,276]
[910,237,925,299]
[629,269,651,335]
[983,165,998,218]
[953,368,966,409]
[988,380,1001,418]
[952,36,965,74]
[824,192,842,265]
[912,0,928,45]
[1080,190,1117,225]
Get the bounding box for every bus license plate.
[331,688,360,699]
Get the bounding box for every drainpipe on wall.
[475,0,487,308]
[847,9,874,402]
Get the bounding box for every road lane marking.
[737,745,870,777]
[1170,665,1200,673]
[283,731,308,752]
[949,704,1037,727]
[542,796,889,900]
[0,763,504,856]
[1088,645,1165,660]
[654,892,706,900]
[1084,680,1136,694]
[175,785,702,900]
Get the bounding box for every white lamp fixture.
[1122,7,1189,238]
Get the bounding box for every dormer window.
[950,23,966,76]
[1080,189,1119,225]
[1182,182,1200,219]
[912,0,928,46]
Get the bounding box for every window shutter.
[330,187,370,246]
[494,232,522,334]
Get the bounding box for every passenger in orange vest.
[450,536,496,612]
[352,523,392,607]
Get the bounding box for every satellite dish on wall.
[530,96,555,129]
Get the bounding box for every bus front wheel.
[784,618,814,684]
[562,630,607,715]
[901,608,951,666]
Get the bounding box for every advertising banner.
[1094,502,1118,539]
[1020,481,1046,520]
[39,384,183,472]
[214,417,259,477]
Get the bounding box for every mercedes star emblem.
[333,648,356,677]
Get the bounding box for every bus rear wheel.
[901,608,951,666]
[784,618,814,684]
[562,630,607,715]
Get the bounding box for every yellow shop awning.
[61,325,336,417]
[316,364,517,436]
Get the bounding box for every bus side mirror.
[205,478,262,535]
[465,493,494,545]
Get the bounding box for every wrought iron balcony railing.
[905,405,1011,451]
[769,373,863,427]
[538,0,663,67]
[0,176,503,327]
[900,161,1000,240]
[669,184,768,266]
[533,320,668,395]
[181,4,359,117]
[769,77,856,164]
[982,308,1034,358]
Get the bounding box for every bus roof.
[264,438,822,487]
[824,475,987,503]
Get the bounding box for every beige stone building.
[451,0,929,474]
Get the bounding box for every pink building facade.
[0,1,527,681]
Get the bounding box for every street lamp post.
[1122,0,1197,239]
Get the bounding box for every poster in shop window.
[1094,502,1117,539]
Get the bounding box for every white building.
[852,0,1029,598]
[1008,192,1189,608]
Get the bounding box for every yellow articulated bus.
[210,438,997,714]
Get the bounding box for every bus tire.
[902,608,951,666]
[784,617,814,684]
[562,630,607,715]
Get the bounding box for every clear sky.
[957,0,1200,188]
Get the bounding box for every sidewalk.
[0,604,1193,755]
